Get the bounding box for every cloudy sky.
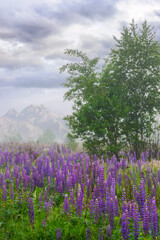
[0,0,160,116]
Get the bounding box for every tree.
[60,50,127,156]
[109,20,160,155]
[60,20,160,157]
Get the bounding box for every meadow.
[0,143,160,239]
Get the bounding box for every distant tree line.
[60,20,160,158]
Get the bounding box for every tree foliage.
[109,20,160,155]
[60,20,160,157]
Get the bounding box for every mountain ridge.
[0,104,68,143]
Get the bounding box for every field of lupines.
[0,143,160,239]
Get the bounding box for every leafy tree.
[60,50,127,156]
[60,20,160,157]
[109,20,160,155]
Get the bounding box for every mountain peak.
[4,108,19,119]
[0,104,68,143]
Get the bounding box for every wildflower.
[99,228,104,240]
[86,228,91,240]
[42,219,46,227]
[2,186,7,201]
[57,228,61,239]
[109,198,114,229]
[142,204,149,236]
[64,194,70,214]
[151,198,159,238]
[94,198,100,222]
[133,202,140,240]
[121,210,129,240]
[28,198,35,229]
[106,225,112,239]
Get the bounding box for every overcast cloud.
[0,0,160,115]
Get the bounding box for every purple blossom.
[57,228,61,240]
[28,198,35,229]
[133,202,140,240]
[42,219,46,227]
[2,186,7,201]
[99,228,104,240]
[86,228,91,240]
[108,198,114,229]
[10,181,14,200]
[94,198,100,222]
[89,198,94,218]
[106,225,112,239]
[64,194,70,215]
[121,210,130,240]
[151,198,159,238]
[76,186,83,216]
[143,204,149,236]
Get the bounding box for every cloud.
[0,11,58,44]
[35,0,118,24]
[0,0,159,89]
[0,67,66,88]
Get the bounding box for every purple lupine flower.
[127,201,134,220]
[122,188,127,202]
[57,228,61,240]
[28,198,35,229]
[122,200,127,215]
[42,219,46,227]
[133,185,138,202]
[151,198,159,238]
[2,186,7,201]
[133,202,140,240]
[96,178,100,198]
[111,178,116,198]
[47,182,51,196]
[108,198,114,229]
[44,188,48,202]
[147,176,152,192]
[76,186,83,216]
[44,201,50,213]
[10,181,14,200]
[151,186,156,198]
[118,172,122,186]
[39,190,43,205]
[16,178,19,191]
[106,173,112,189]
[59,181,63,197]
[105,187,110,214]
[99,228,104,240]
[49,196,54,207]
[64,194,70,215]
[143,204,149,236]
[86,228,91,240]
[106,225,112,239]
[30,179,34,193]
[114,196,119,216]
[89,198,94,218]
[94,198,100,222]
[0,172,3,189]
[138,179,146,217]
[100,168,105,198]
[69,188,75,206]
[121,210,129,240]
